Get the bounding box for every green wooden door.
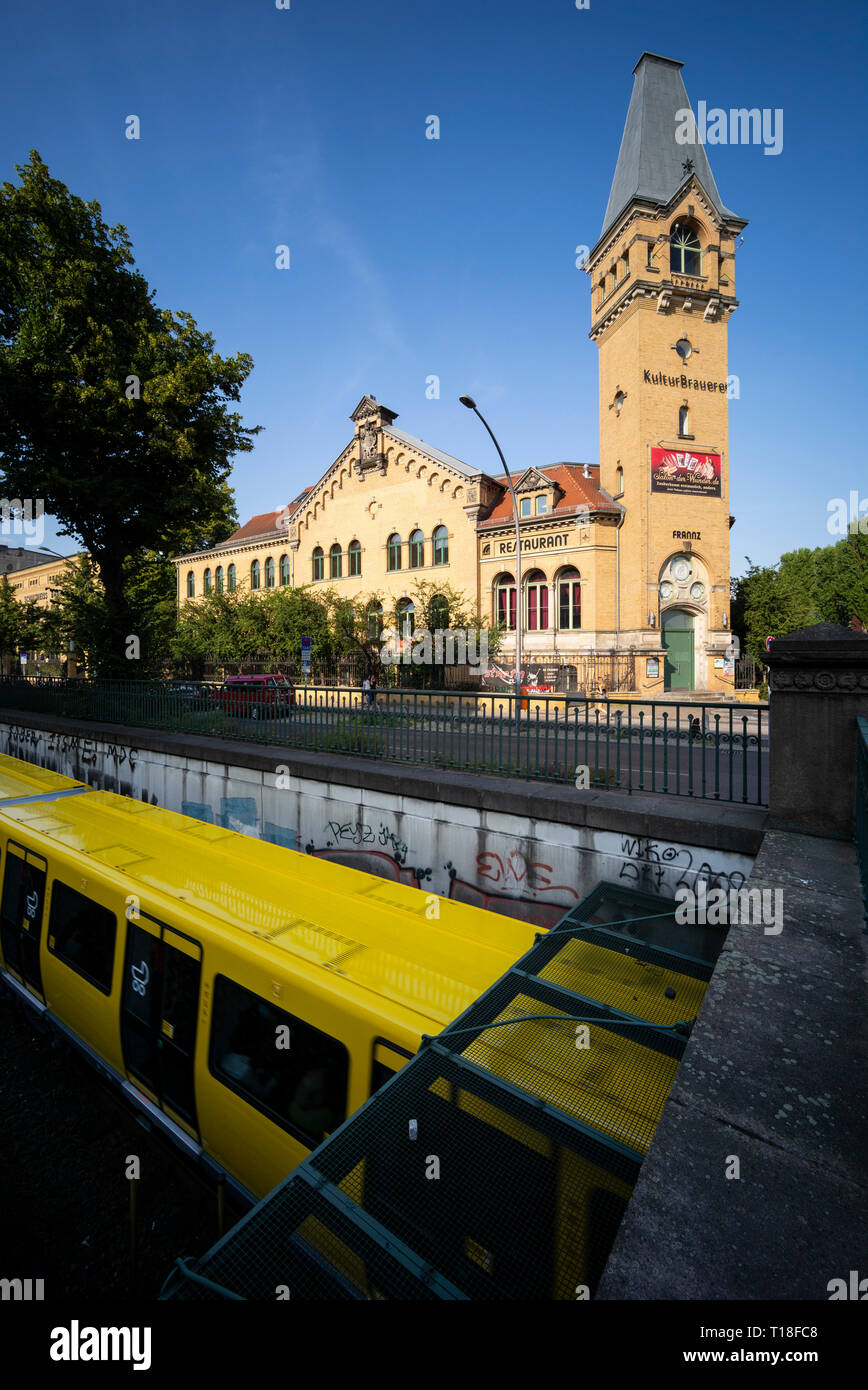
[662,612,694,690]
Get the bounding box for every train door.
[120,915,202,1137]
[0,842,48,1000]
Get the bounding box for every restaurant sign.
[495,533,570,556]
[651,448,721,498]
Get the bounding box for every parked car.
[165,680,214,711]
[211,674,295,720]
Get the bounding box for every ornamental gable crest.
[514,467,562,497]
[349,394,398,427]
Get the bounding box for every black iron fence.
[857,716,868,927]
[0,677,768,805]
[735,654,765,690]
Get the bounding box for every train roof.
[0,788,540,1029]
[0,752,84,801]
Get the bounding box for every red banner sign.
[650,448,721,497]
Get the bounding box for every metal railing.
[857,717,868,926]
[0,678,769,805]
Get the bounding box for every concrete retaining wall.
[0,712,765,929]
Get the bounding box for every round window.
[670,557,692,583]
[659,581,675,600]
[675,338,693,361]
[690,581,705,600]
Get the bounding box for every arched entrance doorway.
[662,609,694,690]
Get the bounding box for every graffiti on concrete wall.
[322,820,410,864]
[445,849,580,929]
[305,819,429,888]
[5,724,139,771]
[4,724,140,782]
[616,835,748,895]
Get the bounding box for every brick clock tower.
[587,53,748,694]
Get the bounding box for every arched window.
[396,598,415,638]
[678,405,690,436]
[215,565,224,594]
[432,525,448,566]
[329,543,342,579]
[186,571,195,598]
[525,570,549,631]
[557,567,581,630]
[227,563,236,592]
[409,529,424,568]
[348,539,361,576]
[387,534,402,571]
[203,567,212,595]
[279,554,290,586]
[429,594,449,630]
[616,466,624,495]
[366,601,383,642]
[312,547,324,581]
[265,556,275,588]
[495,572,516,630]
[250,559,260,591]
[670,221,702,276]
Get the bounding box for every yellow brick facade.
[175,54,747,696]
[8,553,84,610]
[588,182,744,694]
[175,396,498,627]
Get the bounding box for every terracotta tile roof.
[478,463,621,529]
[219,487,313,548]
[222,510,283,544]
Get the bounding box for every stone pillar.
[765,622,868,839]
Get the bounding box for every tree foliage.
[0,151,252,674]
[0,576,44,670]
[732,533,868,662]
[172,584,341,676]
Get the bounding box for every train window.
[370,1039,413,1096]
[48,881,116,994]
[209,975,349,1149]
[1,845,47,994]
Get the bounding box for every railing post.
[765,622,868,839]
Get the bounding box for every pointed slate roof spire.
[601,52,741,239]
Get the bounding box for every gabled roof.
[216,487,313,550]
[218,510,284,547]
[385,426,481,480]
[600,52,743,241]
[350,394,398,424]
[478,463,621,529]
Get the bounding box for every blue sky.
[2,0,865,573]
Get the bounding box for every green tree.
[732,534,868,665]
[0,576,24,671]
[0,576,53,673]
[318,589,386,678]
[0,151,255,676]
[263,586,336,666]
[47,555,109,672]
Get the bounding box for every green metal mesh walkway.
[161,882,724,1301]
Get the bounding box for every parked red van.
[211,674,295,720]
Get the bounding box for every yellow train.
[0,753,541,1205]
[0,748,707,1304]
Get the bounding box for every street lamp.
[459,395,522,726]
